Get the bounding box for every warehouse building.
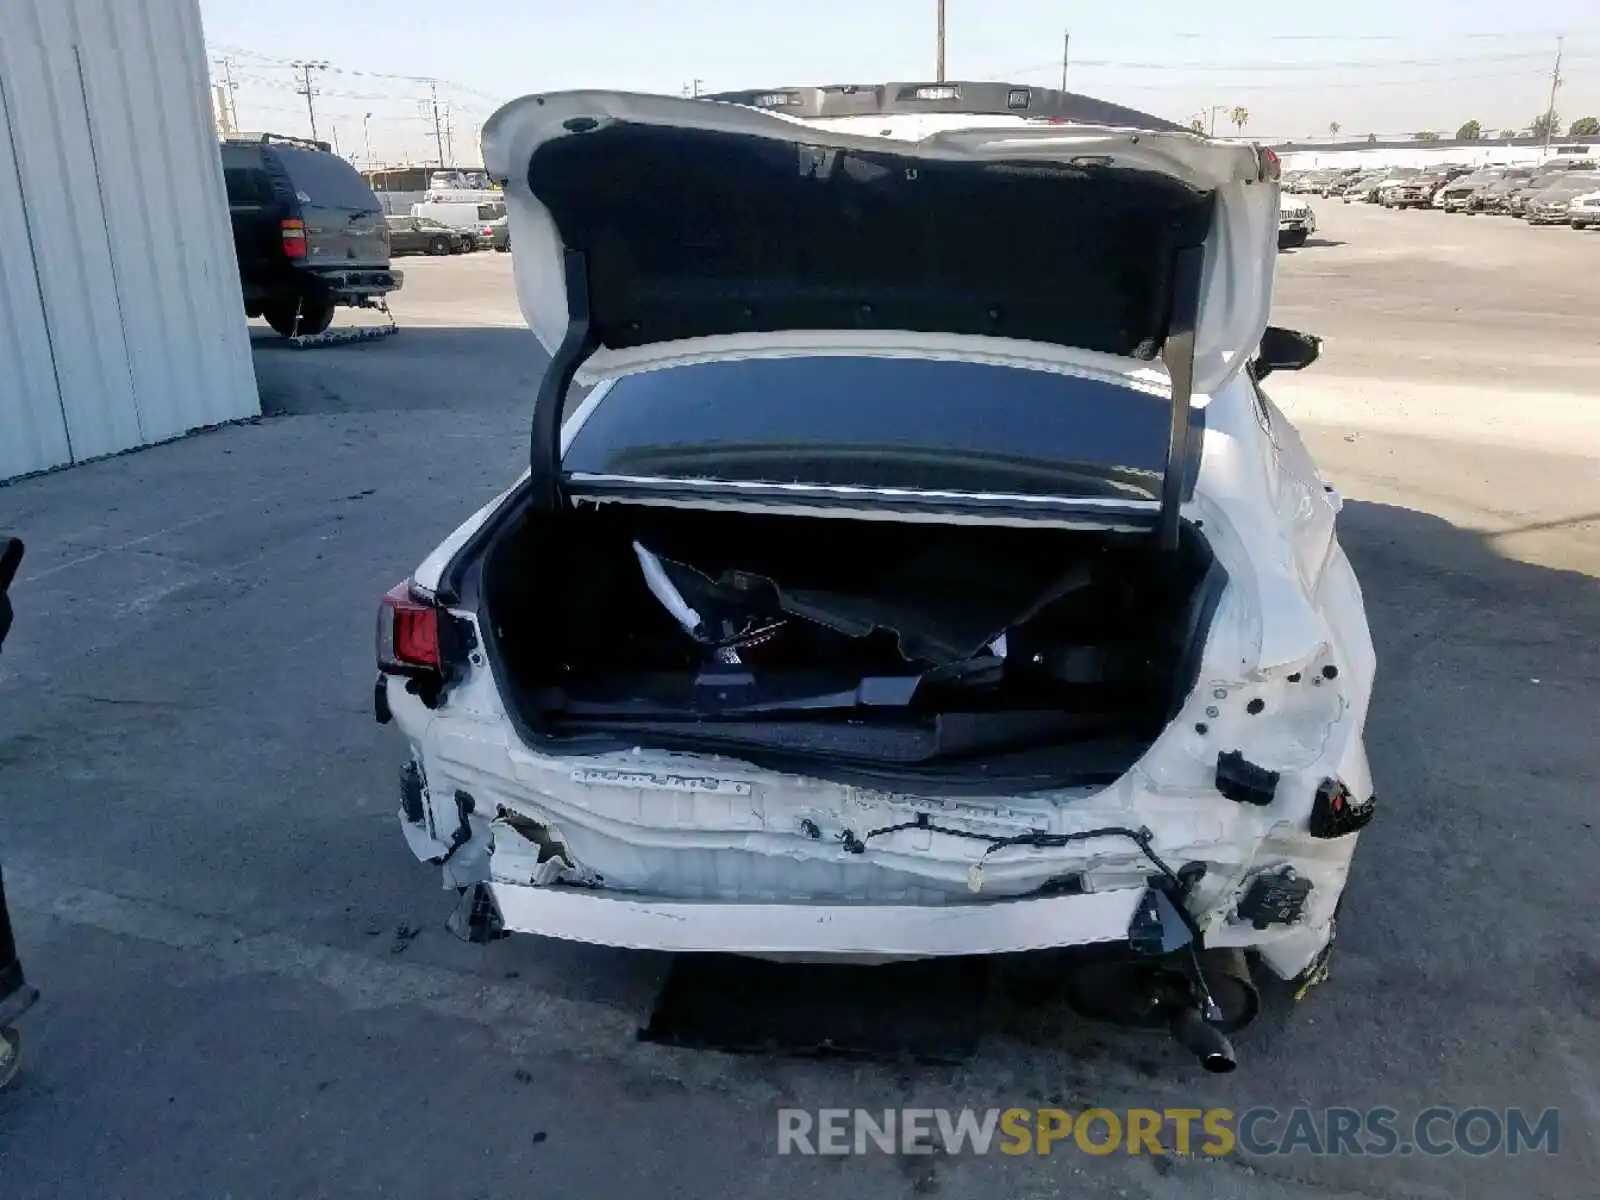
[0,0,258,482]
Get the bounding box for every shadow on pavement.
[252,325,550,417]
[983,496,1598,1195]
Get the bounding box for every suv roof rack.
[697,81,1188,135]
[222,132,333,153]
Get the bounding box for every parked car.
[1470,168,1534,213]
[1387,167,1469,209]
[376,85,1376,1073]
[1525,173,1600,225]
[478,215,511,251]
[1278,196,1317,247]
[221,134,401,337]
[411,199,508,235]
[1570,190,1600,229]
[385,215,472,255]
[1509,171,1575,218]
[1437,167,1505,212]
[1374,168,1424,206]
[1336,170,1386,202]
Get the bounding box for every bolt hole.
[1246,698,1265,715]
[1195,722,1209,735]
[1322,664,1339,680]
[1286,672,1301,683]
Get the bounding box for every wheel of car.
[262,298,335,337]
[428,236,451,255]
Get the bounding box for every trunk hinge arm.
[1158,244,1205,554]
[529,249,599,513]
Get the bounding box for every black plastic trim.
[529,248,598,513]
[564,474,1160,530]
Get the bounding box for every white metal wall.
[0,0,258,482]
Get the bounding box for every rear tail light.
[281,218,307,259]
[378,581,441,675]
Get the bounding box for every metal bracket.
[1158,243,1205,553]
[529,248,599,512]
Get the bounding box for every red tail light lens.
[378,581,440,673]
[281,218,307,259]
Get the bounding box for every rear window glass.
[563,356,1182,500]
[271,147,378,210]
[223,166,274,207]
[477,203,507,221]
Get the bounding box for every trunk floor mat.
[638,954,990,1063]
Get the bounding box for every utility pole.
[935,0,946,82]
[1542,35,1564,153]
[213,56,240,131]
[1061,31,1070,91]
[293,61,328,142]
[362,112,374,172]
[442,103,455,168]
[427,81,446,167]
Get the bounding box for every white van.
[410,199,507,232]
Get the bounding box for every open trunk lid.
[479,84,1280,538]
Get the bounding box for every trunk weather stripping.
[531,248,597,512]
[1158,244,1203,553]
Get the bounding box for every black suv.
[220,134,401,337]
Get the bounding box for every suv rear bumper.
[317,267,403,299]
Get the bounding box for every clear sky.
[199,0,1600,166]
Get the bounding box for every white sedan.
[374,84,1376,1073]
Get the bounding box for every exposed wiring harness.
[854,810,1185,890]
[853,812,1223,1020]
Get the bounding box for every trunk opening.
[473,501,1221,791]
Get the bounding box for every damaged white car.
[375,83,1376,1072]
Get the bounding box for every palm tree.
[1229,106,1249,135]
[1328,121,1341,140]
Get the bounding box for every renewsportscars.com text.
[777,1107,1560,1158]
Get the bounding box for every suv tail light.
[281,218,307,258]
[378,581,441,674]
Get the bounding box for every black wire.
[856,812,1183,888]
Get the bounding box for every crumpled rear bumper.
[484,880,1148,956]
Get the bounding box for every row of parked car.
[383,212,510,256]
[1283,161,1600,229]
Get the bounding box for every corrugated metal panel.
[0,0,258,481]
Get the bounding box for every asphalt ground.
[0,200,1596,1199]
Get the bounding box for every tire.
[262,297,335,338]
[427,236,451,256]
[1278,229,1309,250]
